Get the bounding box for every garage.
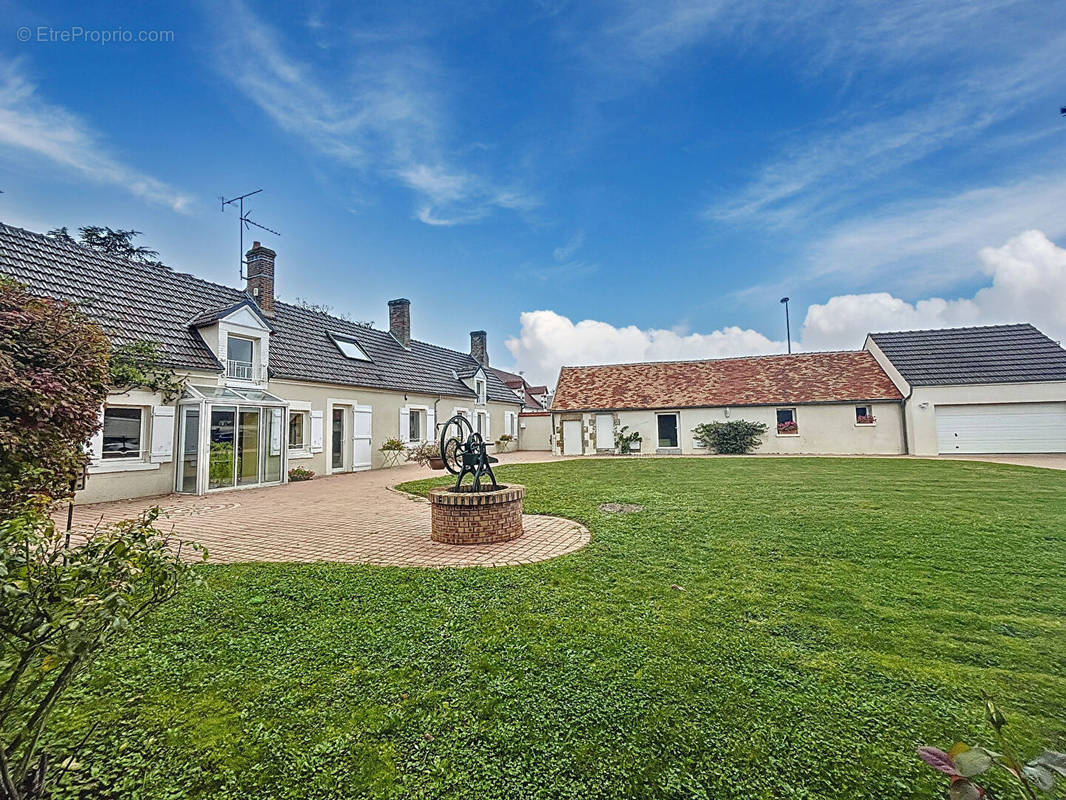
[936,402,1066,454]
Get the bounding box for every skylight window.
[331,334,371,361]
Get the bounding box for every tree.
[0,279,200,799]
[0,279,111,517]
[45,227,165,268]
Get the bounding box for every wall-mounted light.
[724,407,730,418]
[918,401,929,409]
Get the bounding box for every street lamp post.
[780,297,791,354]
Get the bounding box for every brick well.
[429,484,525,545]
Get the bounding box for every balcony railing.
[225,359,262,382]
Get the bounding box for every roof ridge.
[869,322,1035,337]
[557,349,869,371]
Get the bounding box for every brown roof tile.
[551,351,902,411]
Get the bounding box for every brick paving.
[61,452,589,568]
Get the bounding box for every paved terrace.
[63,452,587,568]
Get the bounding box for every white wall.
[518,413,552,450]
[553,402,905,456]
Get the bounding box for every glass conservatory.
[176,385,290,494]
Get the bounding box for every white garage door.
[935,403,1066,454]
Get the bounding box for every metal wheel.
[439,414,474,475]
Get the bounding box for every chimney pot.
[245,241,276,317]
[388,298,411,348]
[470,330,488,367]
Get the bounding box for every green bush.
[692,420,768,454]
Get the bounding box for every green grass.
[47,458,1066,799]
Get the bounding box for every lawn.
[47,458,1066,799]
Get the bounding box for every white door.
[562,420,583,455]
[353,405,372,470]
[595,414,614,449]
[935,402,1066,454]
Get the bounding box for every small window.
[855,406,876,425]
[476,411,486,435]
[288,411,306,450]
[777,408,798,435]
[226,335,256,380]
[331,334,371,361]
[102,407,143,459]
[476,379,487,405]
[409,409,421,442]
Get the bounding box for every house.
[550,351,906,456]
[489,366,553,451]
[864,324,1066,455]
[0,223,522,503]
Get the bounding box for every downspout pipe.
[899,388,913,455]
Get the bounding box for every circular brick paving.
[62,455,591,568]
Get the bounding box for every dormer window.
[330,333,371,361]
[226,335,256,381]
[476,378,487,405]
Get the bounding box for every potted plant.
[496,433,515,452]
[288,465,315,482]
[856,414,876,425]
[407,441,445,469]
[777,420,798,434]
[379,436,406,467]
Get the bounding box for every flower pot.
[429,456,445,470]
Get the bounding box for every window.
[657,413,678,448]
[331,334,370,361]
[777,408,798,435]
[476,379,486,405]
[102,407,143,459]
[288,411,306,450]
[476,411,485,435]
[409,409,421,442]
[855,406,876,425]
[226,335,255,380]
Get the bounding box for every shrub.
[0,507,203,799]
[614,425,641,454]
[0,278,110,516]
[918,697,1066,800]
[692,420,768,454]
[288,466,315,482]
[406,441,441,467]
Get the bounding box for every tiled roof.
[0,222,520,404]
[551,351,902,411]
[489,366,549,409]
[868,324,1066,386]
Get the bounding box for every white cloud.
[507,230,1066,385]
[505,309,785,385]
[210,0,536,226]
[801,229,1066,349]
[0,59,192,212]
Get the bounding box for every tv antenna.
[221,189,281,279]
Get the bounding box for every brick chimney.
[245,241,276,317]
[389,298,411,348]
[470,330,488,367]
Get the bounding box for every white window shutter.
[426,409,436,442]
[150,406,176,463]
[310,410,324,452]
[88,406,105,464]
[484,411,490,439]
[399,407,410,441]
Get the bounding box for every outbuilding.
[865,324,1066,455]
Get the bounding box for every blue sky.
[1,0,1065,384]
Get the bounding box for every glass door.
[209,407,236,489]
[263,407,283,483]
[332,408,346,470]
[178,406,200,493]
[237,409,261,486]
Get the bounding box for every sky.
[1,0,1064,386]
